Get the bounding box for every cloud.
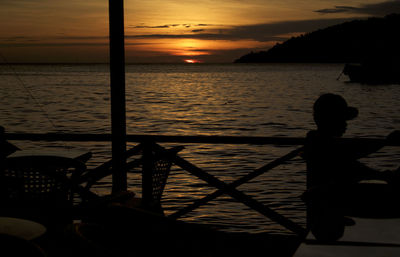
[0,16,365,52]
[315,0,400,16]
[129,23,218,29]
[315,6,358,14]
[0,41,154,48]
[126,33,232,40]
[0,0,40,6]
[1,16,359,51]
[130,24,182,29]
[126,17,355,42]
[0,42,109,48]
[195,24,214,26]
[125,47,268,63]
[133,25,170,29]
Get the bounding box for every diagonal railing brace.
[169,147,304,219]
[170,149,307,237]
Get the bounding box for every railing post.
[142,141,154,204]
[306,162,312,231]
[108,0,127,193]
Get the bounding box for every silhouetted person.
[303,93,400,241]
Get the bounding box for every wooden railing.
[7,133,396,146]
[6,133,399,237]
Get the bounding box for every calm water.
[0,63,399,234]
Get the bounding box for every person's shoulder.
[306,130,319,140]
[305,130,331,148]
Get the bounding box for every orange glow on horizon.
[184,59,202,63]
[0,0,369,63]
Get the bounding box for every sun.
[184,59,202,64]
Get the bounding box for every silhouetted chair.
[81,143,183,214]
[74,144,187,256]
[0,155,86,226]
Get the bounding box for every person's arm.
[336,130,400,160]
[346,160,387,182]
[387,130,400,145]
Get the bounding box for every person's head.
[313,94,358,137]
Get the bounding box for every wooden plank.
[8,149,92,161]
[294,218,400,257]
[5,133,400,146]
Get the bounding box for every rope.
[0,52,68,148]
[0,53,63,131]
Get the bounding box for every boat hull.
[343,63,400,84]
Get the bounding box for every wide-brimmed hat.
[313,93,358,121]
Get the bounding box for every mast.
[109,0,127,192]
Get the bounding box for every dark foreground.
[8,205,301,257]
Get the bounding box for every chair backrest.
[1,155,86,208]
[75,143,182,208]
[142,145,183,204]
[150,152,175,203]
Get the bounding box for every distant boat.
[342,63,400,84]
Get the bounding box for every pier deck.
[294,217,400,257]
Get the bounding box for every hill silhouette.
[235,14,400,63]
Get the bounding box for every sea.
[0,63,399,234]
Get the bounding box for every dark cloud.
[315,0,400,16]
[225,18,352,41]
[0,16,366,52]
[125,47,264,63]
[126,17,355,42]
[0,42,110,47]
[2,17,359,49]
[55,36,108,40]
[132,25,170,29]
[195,24,213,26]
[315,6,358,14]
[129,23,218,29]
[0,0,37,6]
[0,41,152,48]
[129,24,182,29]
[0,36,39,42]
[126,33,232,40]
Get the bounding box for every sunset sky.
[1,0,399,63]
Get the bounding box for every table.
[5,148,92,205]
[8,149,92,163]
[293,218,400,257]
[0,217,46,240]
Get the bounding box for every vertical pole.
[142,141,154,204]
[306,162,312,231]
[109,0,127,193]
